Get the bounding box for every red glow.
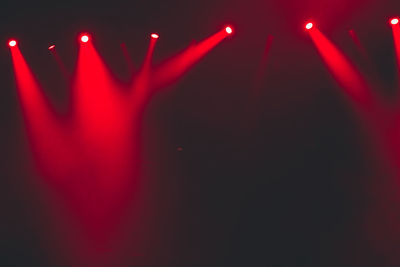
[391,18,399,25]
[305,22,314,30]
[80,34,89,43]
[151,33,159,39]
[8,40,17,47]
[48,45,55,50]
[225,26,233,34]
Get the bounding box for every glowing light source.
[305,22,314,30]
[225,26,233,34]
[80,35,89,43]
[391,18,399,25]
[8,40,17,47]
[151,33,159,39]
[48,45,55,50]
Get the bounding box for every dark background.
[1,0,400,266]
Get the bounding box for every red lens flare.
[305,22,314,30]
[391,18,399,25]
[48,45,55,50]
[151,33,159,39]
[80,34,90,43]
[8,40,17,47]
[225,26,233,34]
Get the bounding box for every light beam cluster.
[8,16,400,266]
[9,25,233,267]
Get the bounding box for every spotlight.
[8,40,17,47]
[48,45,55,50]
[305,22,314,30]
[151,33,159,39]
[80,34,89,43]
[225,26,233,34]
[391,18,399,25]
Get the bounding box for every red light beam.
[74,40,125,142]
[253,35,274,94]
[130,35,159,114]
[348,30,368,58]
[391,17,400,91]
[151,27,231,90]
[49,46,70,82]
[308,28,377,111]
[120,43,135,75]
[9,45,69,178]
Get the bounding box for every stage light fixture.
[8,40,17,47]
[305,22,314,30]
[391,18,399,25]
[80,35,89,43]
[225,26,233,34]
[48,45,55,50]
[151,33,159,39]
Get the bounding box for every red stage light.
[225,26,233,34]
[305,22,314,30]
[151,33,159,39]
[391,18,399,25]
[8,40,17,47]
[80,35,89,43]
[48,45,55,50]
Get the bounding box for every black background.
[1,0,400,266]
